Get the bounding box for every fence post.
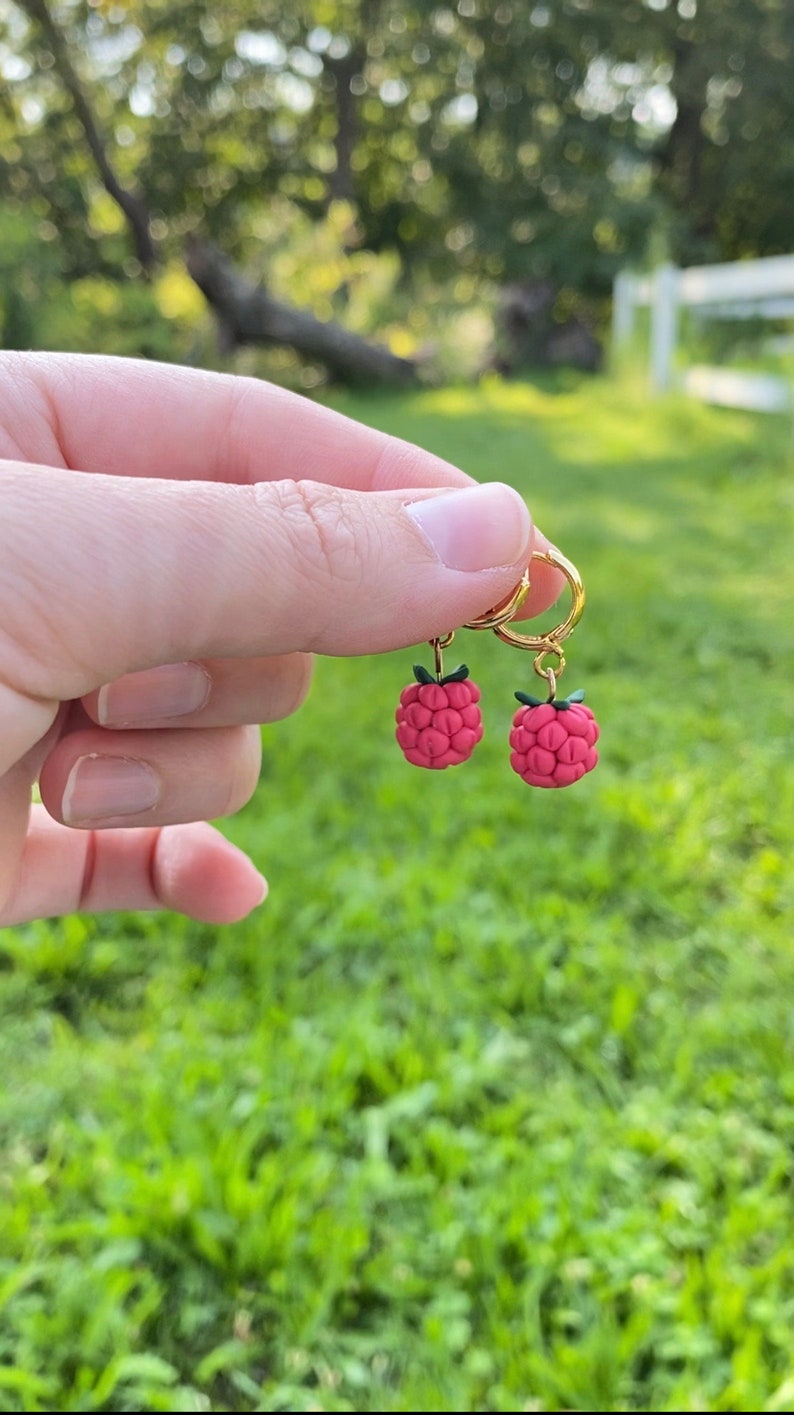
[650,263,679,392]
[611,270,636,362]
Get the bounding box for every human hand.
[0,354,561,926]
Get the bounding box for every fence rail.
[612,255,794,412]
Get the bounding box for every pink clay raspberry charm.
[396,662,483,769]
[510,688,599,788]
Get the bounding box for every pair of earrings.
[395,548,599,788]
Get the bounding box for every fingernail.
[97,662,211,726]
[62,755,160,825]
[405,483,531,572]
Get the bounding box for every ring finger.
[39,722,263,829]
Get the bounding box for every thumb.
[0,463,533,772]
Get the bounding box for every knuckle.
[263,479,367,591]
[257,481,370,648]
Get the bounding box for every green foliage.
[1,380,793,1411]
[2,0,792,330]
[0,204,198,363]
[679,309,794,384]
[0,188,493,381]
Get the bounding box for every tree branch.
[17,0,157,269]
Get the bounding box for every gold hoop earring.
[394,545,599,788]
[498,548,599,789]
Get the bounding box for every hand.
[0,354,560,926]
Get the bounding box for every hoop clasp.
[493,547,585,652]
[463,568,531,631]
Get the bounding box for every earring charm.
[503,549,599,788]
[509,671,599,788]
[395,633,484,770]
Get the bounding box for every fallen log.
[186,238,419,388]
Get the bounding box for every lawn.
[1,376,793,1413]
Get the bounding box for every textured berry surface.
[510,698,599,788]
[396,677,483,769]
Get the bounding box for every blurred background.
[1,5,794,1414]
[2,0,792,385]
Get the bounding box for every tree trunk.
[185,239,419,387]
[325,0,380,203]
[486,280,602,375]
[659,38,712,244]
[326,51,360,204]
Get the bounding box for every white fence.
[612,254,794,412]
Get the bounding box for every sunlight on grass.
[404,374,776,468]
[1,376,792,1412]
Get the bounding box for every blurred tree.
[574,0,794,265]
[1,0,792,371]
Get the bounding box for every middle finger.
[81,653,314,730]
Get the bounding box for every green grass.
[1,376,793,1413]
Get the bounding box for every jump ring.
[533,647,565,683]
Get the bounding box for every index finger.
[1,353,564,615]
[4,353,472,493]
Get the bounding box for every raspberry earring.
[497,549,599,789]
[394,572,530,771]
[394,634,483,770]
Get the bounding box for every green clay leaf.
[413,664,436,685]
[553,688,586,710]
[515,691,543,707]
[441,663,470,684]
